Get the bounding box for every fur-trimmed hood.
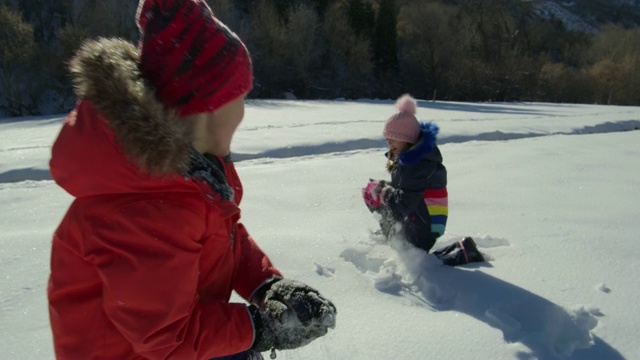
[68,37,192,175]
[49,38,208,198]
[397,122,441,166]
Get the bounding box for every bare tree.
[207,0,250,41]
[320,1,373,98]
[53,24,89,110]
[588,25,640,64]
[246,1,289,97]
[397,2,460,100]
[72,0,137,39]
[586,26,640,104]
[285,3,321,98]
[618,54,640,105]
[589,59,622,105]
[12,0,70,43]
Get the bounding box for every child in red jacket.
[48,1,336,359]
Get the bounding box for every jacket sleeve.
[219,158,283,301]
[384,162,439,217]
[89,200,253,360]
[232,222,283,301]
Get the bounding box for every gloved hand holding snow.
[362,180,383,210]
[249,279,337,352]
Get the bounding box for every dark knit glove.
[249,279,337,352]
[248,304,276,353]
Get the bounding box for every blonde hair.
[386,153,397,173]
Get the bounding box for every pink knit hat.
[382,94,421,143]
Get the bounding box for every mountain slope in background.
[533,0,640,32]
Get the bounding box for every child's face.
[386,138,409,157]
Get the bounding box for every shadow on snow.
[340,241,623,360]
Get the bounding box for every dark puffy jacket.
[382,122,448,252]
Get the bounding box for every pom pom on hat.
[136,0,253,116]
[395,94,417,115]
[383,94,421,144]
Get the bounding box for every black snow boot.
[440,237,485,266]
[432,241,460,259]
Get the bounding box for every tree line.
[1,0,639,117]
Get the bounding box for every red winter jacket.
[47,39,281,360]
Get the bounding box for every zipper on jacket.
[230,225,236,249]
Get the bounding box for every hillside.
[533,0,640,32]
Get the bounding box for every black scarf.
[186,149,234,201]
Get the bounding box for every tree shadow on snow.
[340,242,624,360]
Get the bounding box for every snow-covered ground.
[1,99,639,359]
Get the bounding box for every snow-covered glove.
[248,305,276,352]
[379,185,393,204]
[249,279,337,352]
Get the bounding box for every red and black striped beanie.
[136,0,253,116]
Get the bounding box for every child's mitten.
[362,181,383,210]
